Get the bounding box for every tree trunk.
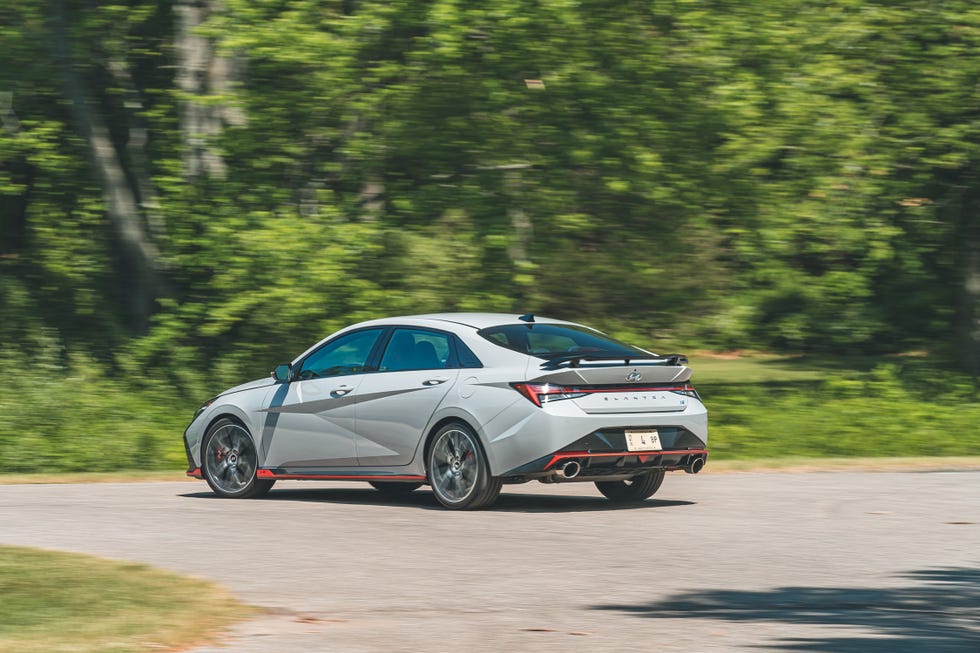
[505,169,532,266]
[0,92,28,258]
[963,223,980,379]
[49,0,163,331]
[175,0,243,179]
[106,57,165,241]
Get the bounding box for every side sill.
[256,469,426,482]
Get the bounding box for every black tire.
[595,470,665,502]
[201,418,275,499]
[369,481,423,496]
[427,422,502,510]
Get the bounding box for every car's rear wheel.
[369,481,423,496]
[202,418,275,498]
[427,422,501,510]
[595,470,665,502]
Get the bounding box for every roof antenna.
[519,313,535,323]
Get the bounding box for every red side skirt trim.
[256,469,426,482]
[186,468,203,478]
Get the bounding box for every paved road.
[1,471,978,652]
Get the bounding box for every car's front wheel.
[202,418,275,498]
[427,422,501,510]
[595,470,665,502]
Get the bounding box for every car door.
[261,328,385,470]
[354,327,460,466]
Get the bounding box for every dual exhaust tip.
[685,456,705,474]
[555,460,581,479]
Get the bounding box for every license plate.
[625,429,662,452]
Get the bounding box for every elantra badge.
[626,370,642,382]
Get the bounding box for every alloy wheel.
[204,422,258,495]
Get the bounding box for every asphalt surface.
[1,471,978,652]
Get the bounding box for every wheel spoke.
[434,439,450,463]
[450,477,464,499]
[441,466,455,486]
[215,430,233,452]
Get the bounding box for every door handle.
[331,386,353,397]
[423,377,449,386]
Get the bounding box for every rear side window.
[454,337,483,368]
[477,324,648,359]
[380,328,452,372]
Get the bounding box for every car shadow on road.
[591,567,980,651]
[180,488,695,513]
[488,493,694,513]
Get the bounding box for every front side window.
[298,328,384,379]
[477,323,650,359]
[379,328,452,372]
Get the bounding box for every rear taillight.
[510,382,587,407]
[669,383,700,399]
[511,381,701,406]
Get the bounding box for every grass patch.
[705,456,980,473]
[0,545,249,653]
[0,471,196,485]
[694,354,980,459]
[688,352,826,383]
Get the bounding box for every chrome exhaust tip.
[685,456,705,474]
[556,460,581,479]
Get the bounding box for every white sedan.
[183,313,708,509]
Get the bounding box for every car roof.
[293,313,593,366]
[406,313,574,330]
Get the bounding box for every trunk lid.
[528,363,691,387]
[527,361,694,414]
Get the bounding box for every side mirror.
[272,363,292,383]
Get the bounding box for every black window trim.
[292,324,485,380]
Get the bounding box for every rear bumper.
[545,449,707,471]
[504,448,708,480]
[502,425,707,479]
[482,394,708,476]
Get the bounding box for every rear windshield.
[477,324,651,359]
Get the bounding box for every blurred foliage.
[0,347,188,472]
[1,1,980,468]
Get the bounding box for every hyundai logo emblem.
[626,370,642,382]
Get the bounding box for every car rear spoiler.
[540,353,689,370]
